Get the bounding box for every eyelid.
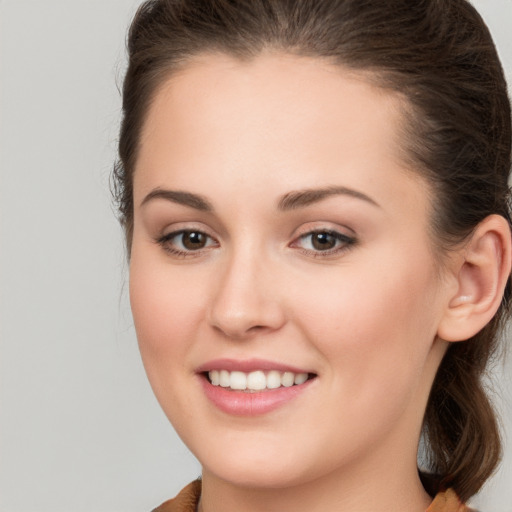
[292,221,355,238]
[156,220,218,242]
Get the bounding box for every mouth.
[196,358,317,415]
[204,369,316,393]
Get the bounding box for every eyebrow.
[141,188,213,211]
[141,185,379,212]
[277,186,380,211]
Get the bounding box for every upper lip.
[195,358,314,374]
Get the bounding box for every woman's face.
[130,53,453,488]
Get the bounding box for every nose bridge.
[208,239,285,339]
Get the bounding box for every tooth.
[247,370,266,390]
[266,370,282,389]
[294,372,308,385]
[209,370,220,386]
[219,370,230,387]
[282,372,295,387]
[212,369,310,390]
[230,371,247,390]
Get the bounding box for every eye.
[157,229,218,256]
[292,229,356,256]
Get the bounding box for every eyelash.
[155,229,357,259]
[156,229,219,258]
[292,229,357,258]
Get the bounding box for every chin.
[203,458,315,490]
[195,434,342,491]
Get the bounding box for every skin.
[129,52,467,512]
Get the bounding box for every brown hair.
[113,0,512,501]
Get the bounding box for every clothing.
[152,481,201,512]
[152,480,474,512]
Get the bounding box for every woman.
[113,1,512,510]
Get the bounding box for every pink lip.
[195,358,312,374]
[196,359,316,416]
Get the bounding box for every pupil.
[312,232,335,251]
[183,232,206,250]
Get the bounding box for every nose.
[207,249,286,340]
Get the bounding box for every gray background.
[0,1,511,511]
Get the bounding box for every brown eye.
[157,229,218,256]
[311,232,337,251]
[292,229,356,256]
[182,231,208,250]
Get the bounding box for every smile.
[207,369,310,392]
[197,360,317,416]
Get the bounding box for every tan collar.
[154,480,473,512]
[426,488,472,512]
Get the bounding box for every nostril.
[248,325,266,332]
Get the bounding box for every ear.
[437,214,512,342]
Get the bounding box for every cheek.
[291,252,441,393]
[128,250,215,426]
[129,251,207,363]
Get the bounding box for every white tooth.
[230,371,247,390]
[219,370,230,387]
[266,370,282,389]
[209,370,220,386]
[247,370,266,390]
[294,372,308,385]
[282,371,295,387]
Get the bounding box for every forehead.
[139,51,404,163]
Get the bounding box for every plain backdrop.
[1,1,511,511]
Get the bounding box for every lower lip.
[199,376,314,416]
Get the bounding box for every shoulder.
[152,480,202,512]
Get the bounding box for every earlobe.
[437,214,512,342]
